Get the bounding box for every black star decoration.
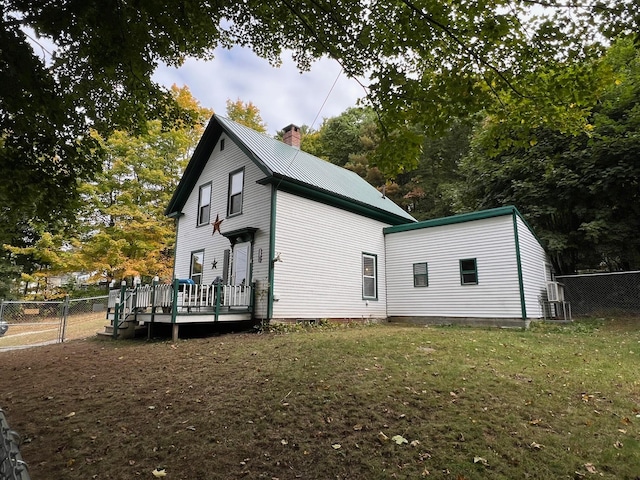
[211,214,223,235]
[211,259,218,269]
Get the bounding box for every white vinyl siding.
[272,192,388,320]
[385,215,522,318]
[516,216,548,319]
[173,135,272,318]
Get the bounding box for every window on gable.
[197,183,211,226]
[362,253,378,300]
[413,262,428,287]
[220,138,225,151]
[191,250,204,284]
[227,168,244,216]
[460,258,478,285]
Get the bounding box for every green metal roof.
[166,115,416,225]
[384,206,521,234]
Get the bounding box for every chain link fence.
[0,409,30,480]
[0,296,108,351]
[556,271,640,316]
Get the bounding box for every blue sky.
[152,46,366,134]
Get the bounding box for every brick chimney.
[282,124,301,149]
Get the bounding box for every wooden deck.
[103,281,255,340]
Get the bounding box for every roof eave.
[261,175,415,226]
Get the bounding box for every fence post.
[60,295,70,343]
[0,299,4,323]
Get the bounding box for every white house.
[384,207,552,325]
[108,115,553,340]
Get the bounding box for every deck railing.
[107,282,253,311]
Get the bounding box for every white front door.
[232,242,250,286]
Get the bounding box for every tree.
[226,99,267,132]
[4,86,211,295]
[458,38,640,274]
[2,0,635,237]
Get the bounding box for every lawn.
[0,318,638,479]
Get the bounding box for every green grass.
[0,317,638,479]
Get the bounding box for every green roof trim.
[384,206,524,234]
[166,115,415,225]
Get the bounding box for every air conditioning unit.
[546,282,564,302]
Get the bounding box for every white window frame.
[197,183,211,226]
[190,250,204,284]
[362,253,378,300]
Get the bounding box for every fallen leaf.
[377,432,389,442]
[614,441,623,449]
[331,443,341,449]
[410,440,421,447]
[65,412,76,419]
[473,456,489,466]
[353,424,363,431]
[280,439,288,446]
[152,468,167,477]
[584,463,597,474]
[392,435,408,445]
[529,442,544,450]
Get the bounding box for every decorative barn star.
[211,259,218,269]
[211,214,223,235]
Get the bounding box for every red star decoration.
[211,214,223,235]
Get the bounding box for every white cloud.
[152,46,366,134]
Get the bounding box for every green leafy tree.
[2,0,635,238]
[226,99,267,132]
[458,38,640,274]
[4,86,211,294]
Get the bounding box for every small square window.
[460,258,478,285]
[413,262,428,287]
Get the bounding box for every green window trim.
[413,262,428,287]
[197,183,212,226]
[362,253,378,300]
[460,258,478,285]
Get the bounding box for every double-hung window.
[227,168,244,216]
[413,262,429,287]
[362,253,378,300]
[191,250,204,284]
[197,183,211,226]
[460,258,478,285]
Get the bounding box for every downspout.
[267,186,277,321]
[512,211,527,319]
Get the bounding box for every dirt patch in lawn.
[0,318,638,480]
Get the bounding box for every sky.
[152,47,366,135]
